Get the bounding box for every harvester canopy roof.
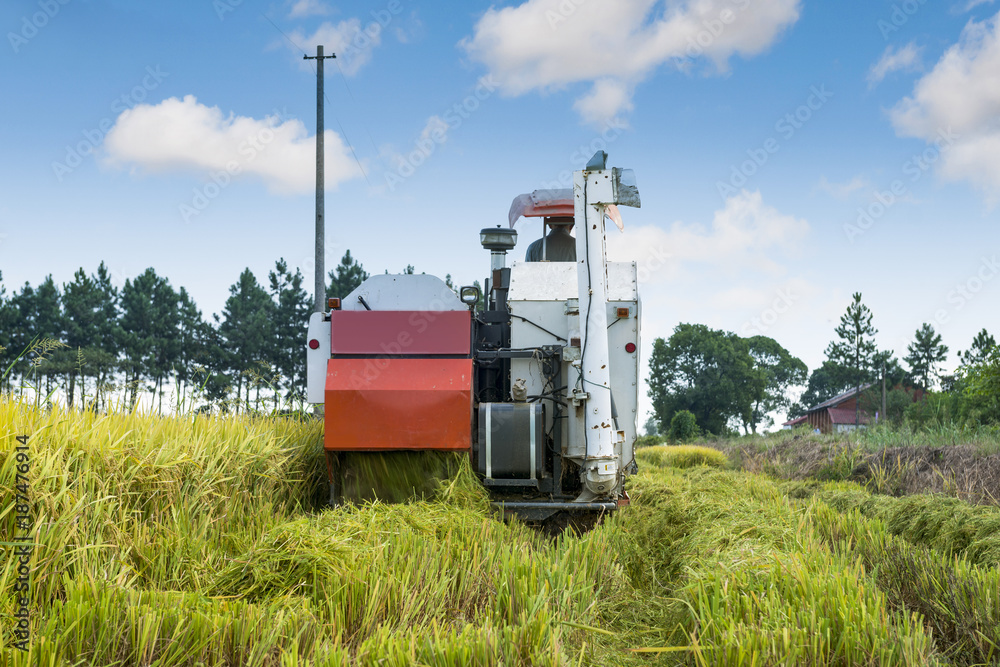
[508,189,573,228]
[507,188,624,231]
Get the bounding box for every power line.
[334,59,386,169]
[259,12,371,188]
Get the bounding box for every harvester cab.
[306,152,642,522]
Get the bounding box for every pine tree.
[174,287,212,410]
[959,329,996,367]
[149,275,181,412]
[91,262,121,409]
[0,272,13,390]
[219,269,274,412]
[269,259,310,405]
[62,268,102,407]
[904,323,949,390]
[33,276,66,396]
[824,292,878,426]
[120,268,177,406]
[8,283,37,387]
[327,250,369,301]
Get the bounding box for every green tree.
[174,287,212,410]
[959,329,995,366]
[959,347,1000,423]
[6,283,37,387]
[825,292,878,388]
[269,259,311,404]
[327,250,369,302]
[648,324,749,435]
[219,269,274,411]
[874,350,908,388]
[668,410,699,442]
[200,317,234,410]
[120,269,179,409]
[32,276,67,396]
[743,336,808,434]
[904,323,949,391]
[857,385,915,426]
[824,292,878,426]
[0,272,14,389]
[120,274,154,406]
[789,361,851,418]
[90,262,121,409]
[61,268,103,407]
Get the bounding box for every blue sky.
[3,0,1000,422]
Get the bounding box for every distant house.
[782,415,807,430]
[783,384,875,434]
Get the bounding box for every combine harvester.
[306,152,642,521]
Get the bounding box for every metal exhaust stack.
[573,151,640,500]
[480,226,517,310]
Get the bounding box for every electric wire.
[334,59,388,170]
[506,315,568,343]
[259,12,372,188]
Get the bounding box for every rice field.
[2,397,999,666]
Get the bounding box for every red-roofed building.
[782,415,808,429]
[782,384,874,434]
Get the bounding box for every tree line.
[0,251,384,413]
[649,292,999,436]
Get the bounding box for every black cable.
[578,178,612,397]
[578,181,591,393]
[527,395,567,405]
[509,314,568,343]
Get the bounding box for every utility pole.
[304,45,336,313]
[881,359,887,423]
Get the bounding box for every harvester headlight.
[459,285,481,306]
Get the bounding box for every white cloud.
[890,12,1000,197]
[606,190,809,280]
[103,95,360,194]
[815,174,870,199]
[288,20,381,76]
[867,42,922,88]
[288,0,330,18]
[461,0,801,125]
[572,78,634,127]
[965,0,995,11]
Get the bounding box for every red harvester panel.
[324,358,472,451]
[329,310,470,355]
